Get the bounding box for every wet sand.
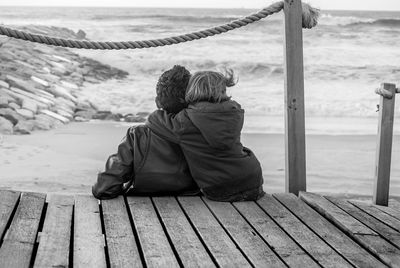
[0,121,399,199]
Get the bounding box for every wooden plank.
[101,196,142,268]
[0,192,46,268]
[257,194,352,268]
[389,199,400,211]
[34,195,74,268]
[373,83,397,205]
[0,190,20,240]
[274,193,385,268]
[178,197,251,267]
[153,197,215,268]
[127,197,179,268]
[283,0,306,195]
[326,197,400,248]
[300,192,400,266]
[233,201,318,268]
[374,203,400,221]
[326,196,400,267]
[299,192,377,235]
[350,201,400,232]
[203,198,285,268]
[74,195,107,268]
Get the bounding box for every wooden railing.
[283,0,398,205]
[373,83,398,205]
[283,0,306,195]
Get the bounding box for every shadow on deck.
[0,189,400,267]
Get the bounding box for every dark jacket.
[146,100,264,201]
[92,125,199,199]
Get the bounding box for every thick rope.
[0,1,319,50]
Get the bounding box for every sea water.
[1,6,400,135]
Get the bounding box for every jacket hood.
[186,100,244,150]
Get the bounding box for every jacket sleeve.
[146,110,184,143]
[92,128,135,200]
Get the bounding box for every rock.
[74,110,95,119]
[0,108,24,125]
[31,117,52,130]
[0,116,13,134]
[136,112,150,117]
[22,99,38,113]
[41,109,69,123]
[92,111,112,120]
[53,55,72,63]
[49,85,77,103]
[60,80,79,90]
[84,76,100,84]
[35,114,57,129]
[54,109,73,120]
[74,116,89,122]
[47,60,66,70]
[8,102,20,110]
[13,120,35,134]
[8,86,54,106]
[104,113,121,121]
[55,97,76,110]
[16,108,34,119]
[124,115,146,123]
[76,29,86,39]
[0,80,9,88]
[5,75,38,94]
[0,98,8,108]
[31,76,49,87]
[75,99,92,111]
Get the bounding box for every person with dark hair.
[92,65,199,199]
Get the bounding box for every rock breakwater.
[0,25,146,135]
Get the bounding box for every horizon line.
[0,5,399,12]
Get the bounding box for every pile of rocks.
[0,25,147,135]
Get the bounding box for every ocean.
[1,6,400,135]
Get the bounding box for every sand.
[0,121,399,198]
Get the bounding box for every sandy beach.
[1,120,399,198]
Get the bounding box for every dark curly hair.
[155,65,191,114]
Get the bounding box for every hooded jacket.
[92,125,199,199]
[146,100,264,201]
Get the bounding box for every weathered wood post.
[373,83,397,206]
[283,0,306,195]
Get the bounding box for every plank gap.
[175,197,219,267]
[29,199,48,268]
[321,195,400,266]
[200,197,254,267]
[0,192,21,247]
[325,197,400,249]
[69,204,74,268]
[254,198,322,266]
[98,201,111,268]
[150,197,184,268]
[273,194,372,267]
[123,196,147,268]
[231,201,289,267]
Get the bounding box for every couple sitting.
[92,65,264,202]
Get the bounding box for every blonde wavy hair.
[185,69,237,104]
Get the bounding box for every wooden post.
[373,83,397,206]
[283,0,306,195]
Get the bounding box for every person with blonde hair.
[147,69,264,202]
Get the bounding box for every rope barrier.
[0,1,319,50]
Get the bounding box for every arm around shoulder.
[146,109,185,143]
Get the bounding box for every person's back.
[92,65,199,199]
[147,69,264,201]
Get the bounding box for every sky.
[0,0,399,11]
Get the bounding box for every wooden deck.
[1,190,400,267]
